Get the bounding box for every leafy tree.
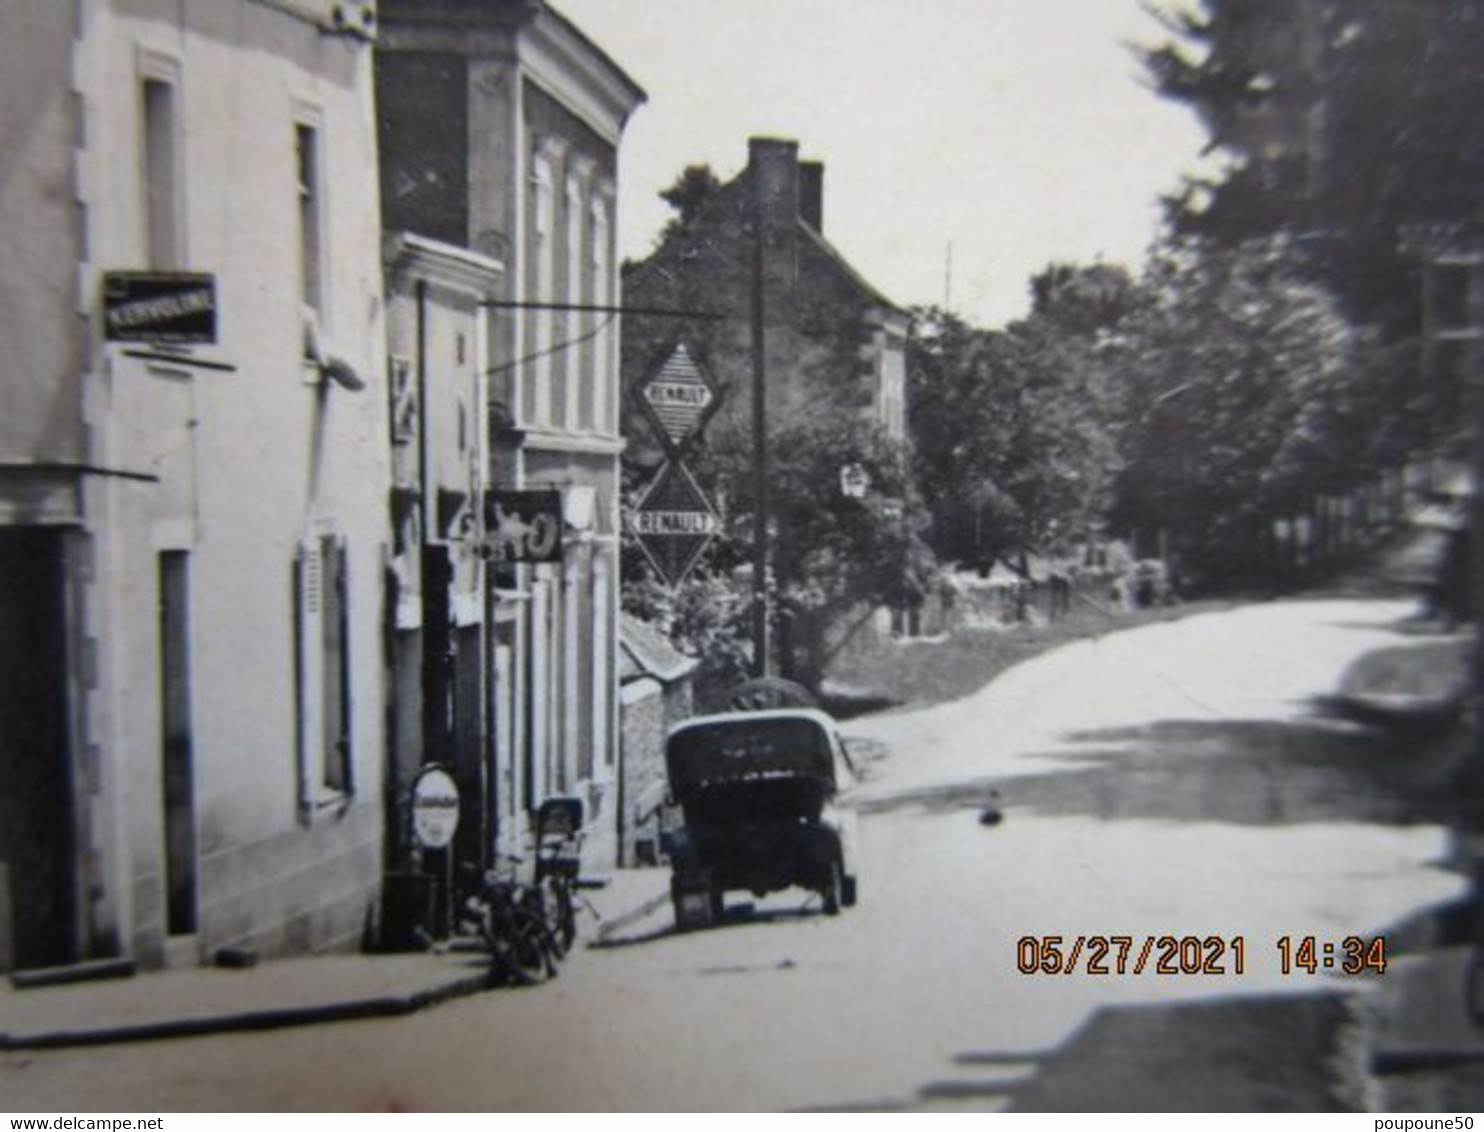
[684,415,932,688]
[1030,261,1145,335]
[1133,2,1482,587]
[622,416,930,691]
[907,309,1005,569]
[1104,236,1364,587]
[1141,0,1484,333]
[657,164,722,230]
[620,567,751,710]
[908,268,1129,571]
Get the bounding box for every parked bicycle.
[533,796,586,957]
[462,855,559,987]
[459,796,597,985]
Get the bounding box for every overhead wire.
[488,311,618,376]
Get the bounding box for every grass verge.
[821,598,1233,717]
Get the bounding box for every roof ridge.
[796,221,905,315]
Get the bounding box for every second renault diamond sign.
[629,461,719,588]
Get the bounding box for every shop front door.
[0,529,75,971]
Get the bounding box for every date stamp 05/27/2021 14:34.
[1015,934,1391,978]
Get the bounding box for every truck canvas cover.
[666,715,836,799]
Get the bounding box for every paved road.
[0,599,1465,1110]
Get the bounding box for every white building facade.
[0,0,389,970]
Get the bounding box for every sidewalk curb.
[0,969,492,1051]
[595,891,671,942]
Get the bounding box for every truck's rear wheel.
[820,856,843,916]
[672,874,720,931]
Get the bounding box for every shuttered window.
[293,534,353,815]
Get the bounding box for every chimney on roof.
[747,137,799,232]
[798,161,823,232]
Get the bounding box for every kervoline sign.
[103,272,217,344]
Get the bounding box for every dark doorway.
[452,624,486,870]
[420,545,452,767]
[159,550,197,936]
[0,529,76,970]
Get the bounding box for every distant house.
[617,614,698,865]
[620,138,916,680]
[621,136,909,473]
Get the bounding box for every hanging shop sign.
[629,460,719,588]
[102,271,217,344]
[411,765,460,851]
[484,489,563,564]
[635,342,719,458]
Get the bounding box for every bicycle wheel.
[523,881,571,960]
[505,909,557,986]
[550,881,577,957]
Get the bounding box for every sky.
[555,0,1213,329]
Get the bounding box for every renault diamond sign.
[636,342,718,457]
[630,461,719,588]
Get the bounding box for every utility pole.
[1465,256,1484,770]
[750,161,771,677]
[944,241,954,311]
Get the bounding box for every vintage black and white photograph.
[0,0,1481,1114]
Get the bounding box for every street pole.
[1467,259,1484,775]
[750,162,771,677]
